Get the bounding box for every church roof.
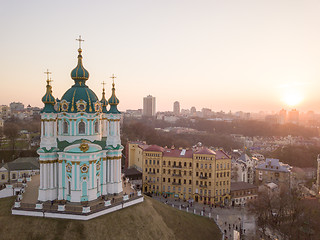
[108,82,120,114]
[59,47,101,113]
[238,153,251,163]
[41,78,56,113]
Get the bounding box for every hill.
[0,196,221,240]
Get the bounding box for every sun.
[282,90,303,107]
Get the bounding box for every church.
[38,38,123,203]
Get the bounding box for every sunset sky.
[1,1,320,113]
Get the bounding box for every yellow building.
[127,142,231,205]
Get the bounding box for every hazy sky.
[1,0,320,113]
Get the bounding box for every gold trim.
[106,156,121,160]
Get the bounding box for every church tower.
[38,37,123,203]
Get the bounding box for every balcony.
[199,184,208,188]
[199,176,208,179]
[172,182,181,186]
[172,165,182,169]
[172,174,182,177]
[148,172,156,175]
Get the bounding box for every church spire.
[41,69,56,113]
[70,35,89,86]
[108,74,120,114]
[100,81,108,113]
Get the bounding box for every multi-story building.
[143,95,156,117]
[255,158,292,188]
[173,101,180,115]
[231,153,257,184]
[317,154,320,195]
[230,182,258,207]
[288,109,299,124]
[10,102,24,112]
[127,142,231,205]
[0,105,11,119]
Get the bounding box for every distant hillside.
[0,196,221,240]
[268,145,320,168]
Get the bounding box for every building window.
[184,179,186,184]
[196,180,198,185]
[1,174,5,180]
[209,173,211,178]
[168,186,171,191]
[79,121,85,134]
[153,160,155,165]
[63,120,68,134]
[168,169,171,174]
[145,168,147,172]
[189,171,192,176]
[189,163,192,167]
[196,163,199,168]
[94,121,99,133]
[196,172,199,177]
[189,188,191,193]
[189,180,192,184]
[12,173,16,179]
[163,169,166,174]
[157,169,159,173]
[163,161,166,166]
[184,162,186,167]
[163,178,165,182]
[168,161,171,166]
[168,178,171,183]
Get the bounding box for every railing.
[172,174,182,177]
[199,176,208,179]
[199,184,208,188]
[172,182,181,186]
[172,165,182,169]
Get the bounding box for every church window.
[79,121,85,134]
[68,181,71,195]
[94,121,99,133]
[63,120,68,134]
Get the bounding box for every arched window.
[94,121,99,133]
[63,120,68,134]
[79,121,85,134]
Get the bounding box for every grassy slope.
[0,196,221,240]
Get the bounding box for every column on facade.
[76,163,80,190]
[58,162,62,187]
[72,163,75,190]
[53,121,57,138]
[43,163,47,189]
[50,162,54,188]
[40,163,43,188]
[73,120,76,136]
[93,161,96,188]
[89,161,92,189]
[118,159,121,182]
[103,159,107,185]
[110,159,114,183]
[41,121,44,137]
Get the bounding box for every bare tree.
[4,123,19,151]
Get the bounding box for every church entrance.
[81,181,88,202]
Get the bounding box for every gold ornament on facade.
[66,163,72,172]
[76,99,87,112]
[80,164,89,173]
[60,100,69,112]
[79,142,89,152]
[96,161,101,171]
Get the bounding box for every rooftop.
[230,182,257,191]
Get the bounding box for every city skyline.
[1,1,320,112]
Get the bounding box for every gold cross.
[101,81,106,90]
[44,69,51,80]
[110,74,116,84]
[76,35,84,48]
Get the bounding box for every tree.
[4,123,19,151]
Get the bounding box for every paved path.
[153,195,256,240]
[21,174,39,204]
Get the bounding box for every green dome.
[108,83,120,114]
[100,88,108,113]
[60,85,100,113]
[70,48,89,83]
[41,80,56,113]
